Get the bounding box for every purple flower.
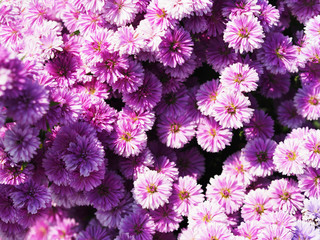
[133,170,172,210]
[277,100,305,129]
[3,125,40,163]
[298,167,320,198]
[257,0,280,32]
[123,72,162,112]
[292,220,320,240]
[149,203,182,233]
[243,109,274,141]
[242,137,277,177]
[273,138,305,176]
[109,120,147,158]
[10,180,51,214]
[119,209,155,240]
[220,62,259,93]
[69,167,105,192]
[86,171,125,211]
[157,113,196,149]
[257,32,298,74]
[260,210,296,230]
[213,90,254,129]
[77,224,111,240]
[118,107,155,132]
[0,185,17,223]
[158,27,193,68]
[114,26,144,56]
[158,0,193,20]
[196,116,233,153]
[258,225,293,240]
[302,197,320,227]
[153,156,179,182]
[47,218,78,240]
[103,0,139,26]
[294,85,320,121]
[49,184,84,208]
[305,15,320,43]
[224,14,264,54]
[222,0,261,18]
[285,0,320,24]
[259,71,290,99]
[237,220,262,240]
[302,129,320,169]
[0,161,34,186]
[268,178,304,215]
[170,176,204,216]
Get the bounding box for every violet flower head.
[222,0,261,18]
[294,85,320,121]
[118,107,155,132]
[195,223,233,240]
[133,170,172,210]
[103,0,139,26]
[257,0,280,32]
[10,180,51,214]
[213,90,254,129]
[223,14,264,54]
[292,220,320,240]
[258,225,293,240]
[277,100,305,129]
[196,116,233,153]
[257,32,298,74]
[3,124,40,163]
[86,171,125,211]
[157,0,193,20]
[298,167,320,198]
[302,129,320,169]
[285,0,320,24]
[302,197,320,227]
[206,174,245,214]
[77,224,112,240]
[158,27,193,68]
[153,156,179,182]
[259,71,291,99]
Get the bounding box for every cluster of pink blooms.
[1,0,320,239]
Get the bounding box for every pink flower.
[133,170,172,210]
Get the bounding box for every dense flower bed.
[0,0,320,239]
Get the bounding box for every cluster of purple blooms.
[1,0,320,239]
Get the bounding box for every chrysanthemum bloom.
[119,210,155,240]
[206,175,245,214]
[294,86,320,121]
[145,0,177,31]
[153,156,179,182]
[213,90,254,129]
[260,210,296,231]
[243,109,274,141]
[298,167,320,198]
[4,80,49,126]
[69,167,105,192]
[157,0,193,20]
[48,88,83,126]
[220,62,259,93]
[123,72,162,112]
[111,59,144,94]
[287,127,310,141]
[285,0,320,24]
[237,220,262,239]
[258,225,293,240]
[114,25,145,56]
[0,159,34,185]
[188,200,228,228]
[158,27,193,68]
[302,129,320,168]
[175,147,205,179]
[277,100,305,129]
[178,227,198,240]
[170,176,204,216]
[157,113,196,149]
[257,0,280,32]
[222,151,254,187]
[259,71,290,99]
[26,218,51,240]
[10,181,51,214]
[268,178,304,215]
[109,121,147,158]
[49,183,84,208]
[156,86,190,117]
[302,197,320,227]
[196,79,223,117]
[0,185,17,223]
[164,54,197,79]
[103,0,139,26]
[223,14,264,54]
[149,203,183,233]
[133,170,172,210]
[305,15,320,42]
[96,193,133,228]
[118,107,155,132]
[292,220,320,240]
[0,219,28,240]
[86,171,125,211]
[3,125,40,163]
[273,138,305,176]
[149,140,177,163]
[195,223,233,240]
[241,188,273,221]
[206,37,239,73]
[242,138,277,177]
[92,51,129,85]
[222,0,261,18]
[196,116,233,153]
[77,12,104,36]
[183,15,208,34]
[257,32,298,74]
[47,218,78,240]
[77,224,111,240]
